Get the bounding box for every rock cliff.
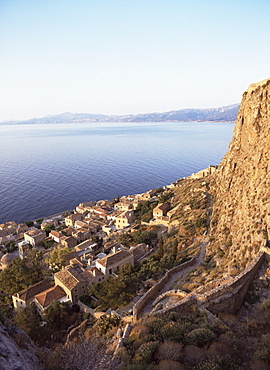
[209,77,270,274]
[0,321,40,370]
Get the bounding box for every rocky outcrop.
[210,77,270,272]
[0,322,40,370]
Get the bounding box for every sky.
[0,0,270,122]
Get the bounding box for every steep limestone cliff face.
[0,322,40,370]
[209,78,270,273]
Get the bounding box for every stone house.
[54,262,93,303]
[72,228,91,243]
[65,213,84,227]
[49,230,63,243]
[18,241,30,259]
[114,201,134,212]
[115,210,135,230]
[167,205,180,219]
[75,240,98,261]
[190,165,218,179]
[24,228,46,247]
[34,285,68,314]
[153,203,170,219]
[16,223,29,235]
[74,220,90,229]
[41,219,58,230]
[130,243,148,262]
[95,250,134,277]
[102,224,116,235]
[60,235,77,249]
[12,279,54,311]
[135,189,156,201]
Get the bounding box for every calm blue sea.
[0,121,234,223]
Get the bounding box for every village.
[0,183,181,315]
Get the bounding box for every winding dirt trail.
[140,238,207,316]
[139,185,212,317]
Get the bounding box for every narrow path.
[139,185,212,317]
[140,238,207,316]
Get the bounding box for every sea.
[0,121,234,224]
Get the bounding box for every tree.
[45,247,71,272]
[41,238,55,250]
[91,235,103,248]
[112,195,120,205]
[0,257,44,302]
[133,229,157,245]
[156,236,164,258]
[158,191,174,203]
[118,233,133,247]
[171,239,178,259]
[4,241,16,253]
[27,249,45,280]
[44,223,55,236]
[43,301,71,330]
[36,218,44,225]
[14,303,42,342]
[23,220,34,227]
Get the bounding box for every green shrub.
[160,322,185,343]
[254,334,270,364]
[262,298,270,311]
[97,314,121,335]
[197,355,240,369]
[136,341,159,364]
[187,328,216,347]
[195,217,206,228]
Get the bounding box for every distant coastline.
[0,104,239,125]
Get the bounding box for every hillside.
[208,78,270,274]
[1,104,239,125]
[1,79,270,369]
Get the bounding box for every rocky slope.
[209,77,270,274]
[0,321,40,370]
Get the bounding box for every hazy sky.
[1,0,270,121]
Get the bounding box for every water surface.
[0,121,234,223]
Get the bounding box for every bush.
[160,322,185,343]
[97,314,121,335]
[195,217,206,228]
[136,341,159,364]
[254,334,270,364]
[262,298,270,311]
[198,355,240,369]
[187,328,216,347]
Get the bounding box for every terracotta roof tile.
[97,250,132,268]
[35,285,66,308]
[54,269,80,290]
[13,280,53,303]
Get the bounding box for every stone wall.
[133,256,197,320]
[152,289,188,307]
[78,300,95,315]
[151,250,266,317]
[203,251,265,314]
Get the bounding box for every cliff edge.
[209,77,270,273]
[0,321,40,370]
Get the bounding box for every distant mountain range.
[1,104,239,125]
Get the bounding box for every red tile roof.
[35,285,66,308]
